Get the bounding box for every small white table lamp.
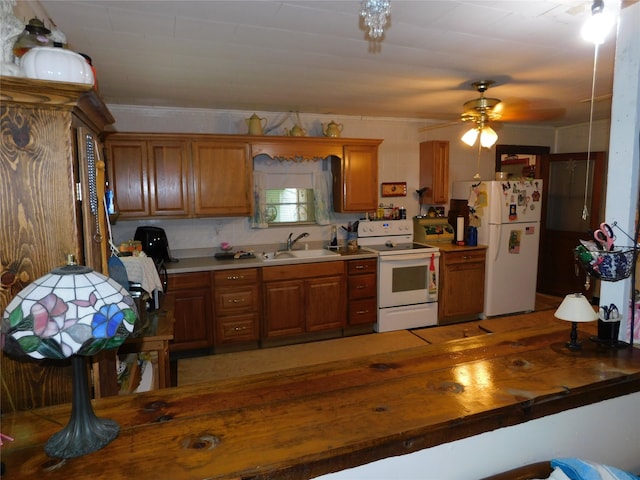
[554,293,598,350]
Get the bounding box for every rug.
[178,329,427,386]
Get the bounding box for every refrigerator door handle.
[493,224,501,263]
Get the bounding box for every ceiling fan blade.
[418,120,461,132]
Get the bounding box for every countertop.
[419,242,488,253]
[166,245,378,274]
[2,318,639,479]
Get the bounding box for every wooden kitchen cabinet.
[213,268,260,345]
[332,143,380,212]
[1,77,115,408]
[347,258,377,326]
[105,135,190,218]
[438,248,486,325]
[165,272,214,351]
[419,140,449,205]
[191,140,252,216]
[262,261,346,338]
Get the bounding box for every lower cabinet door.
[263,280,305,337]
[305,275,345,331]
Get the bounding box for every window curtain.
[250,171,268,229]
[313,170,333,225]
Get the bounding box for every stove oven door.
[378,252,439,307]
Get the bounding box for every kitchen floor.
[177,293,564,387]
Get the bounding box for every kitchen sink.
[262,249,341,262]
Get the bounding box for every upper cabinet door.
[107,139,150,218]
[333,144,379,212]
[148,140,190,217]
[192,141,252,217]
[106,137,191,218]
[419,140,449,205]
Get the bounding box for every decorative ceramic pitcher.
[246,114,267,135]
[323,121,343,138]
[288,125,307,137]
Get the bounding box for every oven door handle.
[379,253,438,262]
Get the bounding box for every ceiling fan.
[419,80,502,136]
[420,80,502,147]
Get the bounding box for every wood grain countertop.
[2,319,639,479]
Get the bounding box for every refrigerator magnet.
[509,230,521,254]
[509,204,517,221]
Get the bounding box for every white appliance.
[357,219,440,332]
[452,179,543,317]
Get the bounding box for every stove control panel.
[357,219,413,238]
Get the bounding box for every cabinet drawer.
[213,268,258,286]
[347,258,377,275]
[442,250,486,266]
[348,298,377,325]
[263,261,344,281]
[348,273,376,300]
[167,271,211,290]
[217,313,259,343]
[215,286,258,315]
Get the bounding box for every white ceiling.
[34,0,630,127]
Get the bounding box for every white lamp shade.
[554,293,598,322]
[480,125,498,148]
[461,127,479,146]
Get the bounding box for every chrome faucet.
[287,232,309,250]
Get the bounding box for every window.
[265,188,316,224]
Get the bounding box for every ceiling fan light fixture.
[461,127,479,147]
[480,125,498,148]
[581,0,615,45]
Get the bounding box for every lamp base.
[566,322,583,351]
[44,356,120,459]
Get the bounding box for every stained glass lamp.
[1,258,137,458]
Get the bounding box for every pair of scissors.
[593,222,615,251]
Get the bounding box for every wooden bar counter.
[2,320,639,479]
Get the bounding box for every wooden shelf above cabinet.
[251,136,381,161]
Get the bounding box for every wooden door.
[420,140,449,205]
[537,152,606,297]
[305,276,345,331]
[263,280,305,337]
[192,141,252,216]
[333,144,378,212]
[107,139,150,217]
[148,140,190,216]
[166,272,213,351]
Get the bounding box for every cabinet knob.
[228,298,245,304]
[233,326,248,332]
[356,285,366,289]
[355,309,370,315]
[227,275,245,280]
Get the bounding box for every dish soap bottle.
[330,225,338,249]
[429,253,437,299]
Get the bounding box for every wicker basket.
[574,245,636,282]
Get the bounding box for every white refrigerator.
[452,179,543,318]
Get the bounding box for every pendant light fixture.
[360,0,391,39]
[581,0,615,45]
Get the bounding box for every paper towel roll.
[456,217,464,243]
